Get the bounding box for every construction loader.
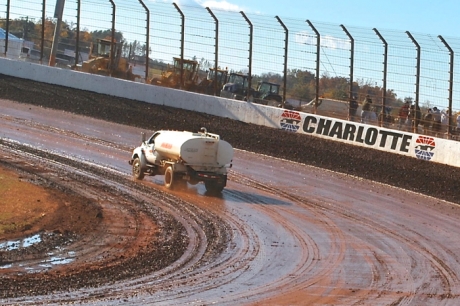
[79,39,139,81]
[150,57,200,90]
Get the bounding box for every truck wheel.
[204,181,224,193]
[132,157,145,180]
[164,166,174,189]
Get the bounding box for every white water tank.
[154,130,233,166]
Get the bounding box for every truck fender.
[131,147,147,169]
[139,150,147,169]
[139,150,147,170]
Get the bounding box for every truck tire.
[164,166,174,189]
[204,181,224,193]
[132,157,145,180]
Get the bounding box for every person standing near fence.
[453,113,460,140]
[441,109,450,135]
[432,107,442,137]
[457,113,460,134]
[398,100,410,131]
[409,103,421,132]
[422,108,433,135]
[361,95,372,124]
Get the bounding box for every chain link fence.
[1,1,460,137]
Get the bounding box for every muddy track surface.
[0,74,459,204]
[2,75,460,305]
[0,140,232,302]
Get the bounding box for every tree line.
[0,18,143,58]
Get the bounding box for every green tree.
[90,29,124,45]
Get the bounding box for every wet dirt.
[0,74,458,204]
[1,74,460,305]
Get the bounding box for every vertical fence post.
[340,24,354,121]
[49,0,65,67]
[206,7,219,96]
[109,0,116,76]
[438,35,454,137]
[373,28,388,126]
[74,0,80,68]
[3,0,11,56]
[275,16,288,107]
[240,11,252,100]
[40,0,46,63]
[138,0,150,82]
[173,3,184,89]
[406,31,421,134]
[306,20,320,114]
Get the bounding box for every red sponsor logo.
[281,110,301,120]
[160,142,172,149]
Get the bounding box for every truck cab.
[143,131,160,164]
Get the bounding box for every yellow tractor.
[80,39,139,81]
[150,57,200,90]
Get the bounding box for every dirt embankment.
[0,74,458,204]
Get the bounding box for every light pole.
[49,0,65,67]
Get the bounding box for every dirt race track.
[1,74,460,305]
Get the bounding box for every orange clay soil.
[0,166,100,241]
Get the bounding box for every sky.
[175,0,460,38]
[4,0,459,38]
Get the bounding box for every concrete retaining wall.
[1,57,459,168]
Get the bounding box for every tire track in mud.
[0,114,134,152]
[326,200,460,305]
[0,140,274,305]
[144,186,264,304]
[0,112,278,304]
[228,169,460,305]
[227,170,355,304]
[0,140,232,304]
[2,101,460,305]
[0,115,274,305]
